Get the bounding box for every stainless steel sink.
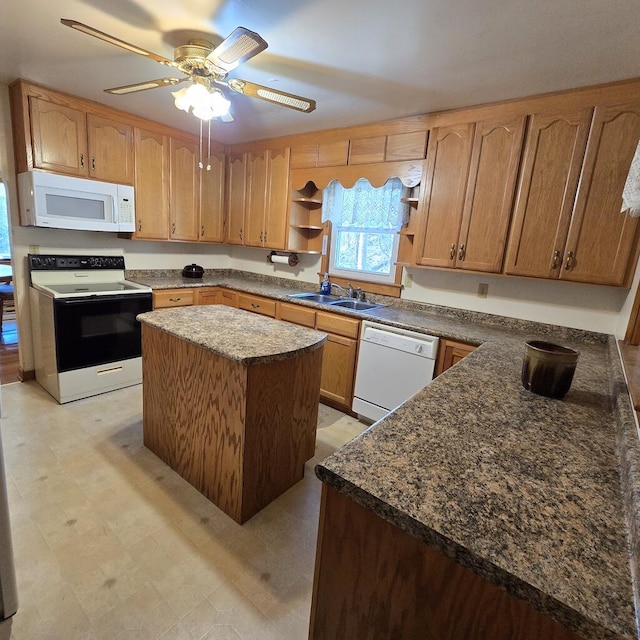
[287,292,342,303]
[328,299,384,311]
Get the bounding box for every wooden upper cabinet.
[264,146,290,249]
[242,146,290,249]
[385,131,428,161]
[245,150,268,247]
[29,97,88,176]
[457,115,526,273]
[415,123,475,267]
[225,152,246,245]
[29,97,134,183]
[200,149,225,243]
[504,108,593,279]
[86,114,134,184]
[170,136,199,241]
[560,102,640,286]
[133,127,170,240]
[290,144,318,169]
[318,140,349,167]
[349,136,386,164]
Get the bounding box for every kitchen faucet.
[331,283,357,298]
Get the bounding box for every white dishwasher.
[352,321,439,422]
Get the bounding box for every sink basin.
[287,292,342,304]
[328,299,384,311]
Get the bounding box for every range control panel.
[28,254,126,271]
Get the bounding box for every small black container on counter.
[182,263,204,279]
[521,340,579,399]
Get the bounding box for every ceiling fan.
[60,19,316,121]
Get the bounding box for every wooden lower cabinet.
[310,485,581,640]
[316,311,360,412]
[152,288,194,309]
[277,301,316,327]
[237,293,277,317]
[194,287,220,305]
[435,339,476,376]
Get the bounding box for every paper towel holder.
[267,251,299,267]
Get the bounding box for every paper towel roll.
[268,252,299,266]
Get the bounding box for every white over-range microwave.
[18,170,135,233]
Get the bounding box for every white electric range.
[29,254,152,403]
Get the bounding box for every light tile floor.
[0,382,367,640]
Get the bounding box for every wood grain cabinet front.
[244,147,290,249]
[415,116,525,274]
[435,339,476,376]
[28,96,134,183]
[152,289,195,309]
[237,293,277,317]
[134,127,170,240]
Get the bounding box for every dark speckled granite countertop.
[137,305,326,365]
[129,269,640,640]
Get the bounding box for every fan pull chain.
[198,119,204,170]
[207,119,212,171]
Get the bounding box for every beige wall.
[1,82,638,376]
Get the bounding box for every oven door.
[53,293,152,372]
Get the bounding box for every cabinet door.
[435,340,476,376]
[133,127,169,240]
[237,293,277,317]
[170,137,199,241]
[415,123,475,267]
[504,108,593,278]
[320,333,358,411]
[225,152,246,245]
[153,289,194,309]
[457,116,526,273]
[87,114,134,184]
[29,97,87,176]
[220,289,238,308]
[194,288,221,305]
[199,150,225,243]
[264,146,290,249]
[245,150,268,246]
[561,102,640,286]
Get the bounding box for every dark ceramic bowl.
[182,263,204,279]
[521,340,579,399]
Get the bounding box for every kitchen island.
[137,305,327,524]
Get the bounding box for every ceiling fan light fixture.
[172,83,230,120]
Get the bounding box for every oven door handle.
[54,293,152,305]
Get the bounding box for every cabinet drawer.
[219,288,238,308]
[279,302,316,327]
[194,287,220,305]
[316,311,360,339]
[153,289,194,308]
[238,293,277,317]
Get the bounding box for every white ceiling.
[2,0,640,144]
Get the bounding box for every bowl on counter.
[521,340,579,399]
[182,263,204,279]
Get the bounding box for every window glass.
[323,178,409,284]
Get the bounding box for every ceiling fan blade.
[227,79,316,113]
[61,19,176,67]
[207,27,267,72]
[104,77,187,95]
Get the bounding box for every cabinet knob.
[449,243,456,260]
[91,157,96,171]
[564,250,575,270]
[138,219,142,232]
[201,225,205,236]
[80,154,84,168]
[172,222,176,234]
[458,244,466,261]
[551,249,561,269]
[239,230,243,240]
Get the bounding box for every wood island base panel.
[139,306,325,524]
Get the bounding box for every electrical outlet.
[477,283,488,298]
[402,270,413,289]
[28,245,39,254]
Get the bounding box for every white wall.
[1,80,638,377]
